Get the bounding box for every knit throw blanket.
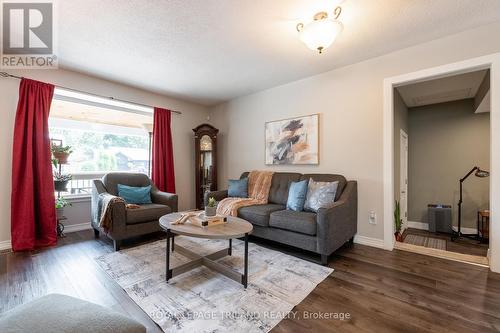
[98,193,140,232]
[216,170,274,216]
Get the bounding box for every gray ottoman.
[0,294,146,333]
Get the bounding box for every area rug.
[404,234,447,250]
[95,237,333,332]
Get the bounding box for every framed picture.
[265,114,319,165]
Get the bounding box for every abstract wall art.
[265,114,319,165]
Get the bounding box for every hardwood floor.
[403,228,489,257]
[1,230,500,332]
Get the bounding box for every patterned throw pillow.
[304,178,339,212]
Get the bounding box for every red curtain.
[152,107,176,193]
[11,78,56,251]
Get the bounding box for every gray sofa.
[91,173,178,251]
[205,172,357,264]
[0,294,146,333]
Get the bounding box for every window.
[50,89,153,196]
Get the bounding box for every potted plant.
[54,172,72,192]
[394,200,403,242]
[51,144,73,164]
[55,197,71,219]
[205,197,217,217]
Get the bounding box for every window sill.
[63,195,91,203]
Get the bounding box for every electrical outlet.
[369,211,377,225]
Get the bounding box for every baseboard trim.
[407,221,428,230]
[64,222,92,233]
[0,223,92,252]
[407,221,478,234]
[451,226,478,234]
[0,240,12,252]
[353,235,385,249]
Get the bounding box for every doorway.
[383,53,500,271]
[394,69,490,264]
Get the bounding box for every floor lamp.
[142,123,154,177]
[452,166,489,241]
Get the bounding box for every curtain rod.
[0,72,182,115]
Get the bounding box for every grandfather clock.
[193,124,219,209]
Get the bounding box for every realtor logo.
[1,0,58,68]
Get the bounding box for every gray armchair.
[91,172,178,251]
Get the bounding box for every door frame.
[383,52,500,272]
[399,129,408,232]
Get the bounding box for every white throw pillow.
[304,178,339,212]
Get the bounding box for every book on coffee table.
[189,213,228,227]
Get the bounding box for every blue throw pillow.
[117,184,152,204]
[228,178,248,198]
[286,179,309,211]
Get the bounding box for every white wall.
[0,69,209,246]
[208,21,500,242]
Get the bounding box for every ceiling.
[58,0,500,106]
[396,70,488,108]
[50,98,153,129]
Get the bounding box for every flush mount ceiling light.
[296,6,343,54]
